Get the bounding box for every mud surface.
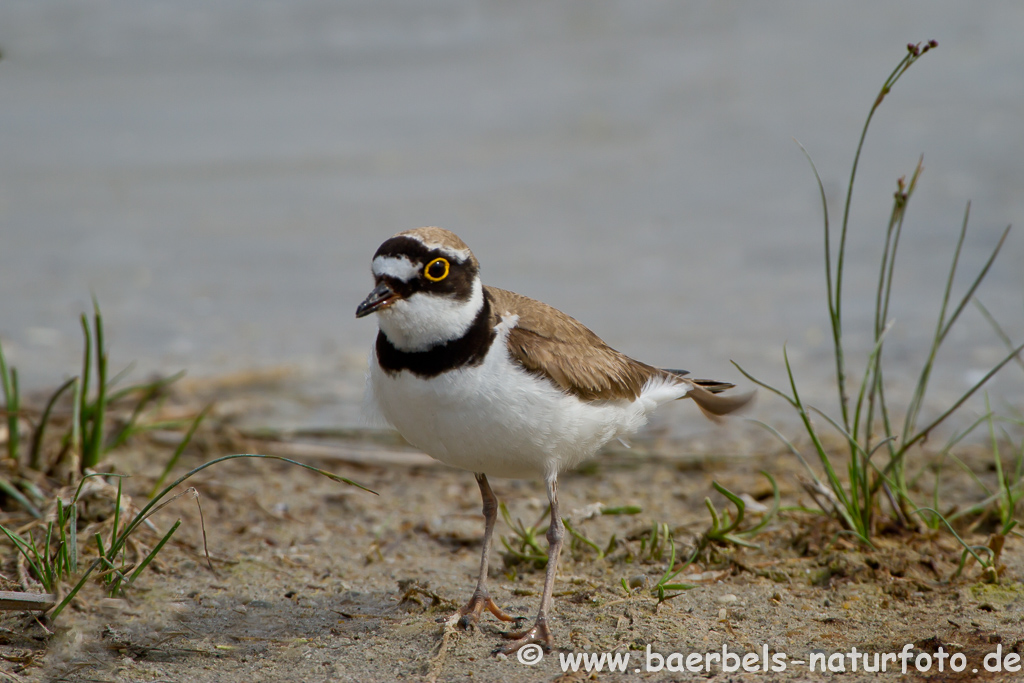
[1,378,1019,683]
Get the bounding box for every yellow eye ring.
[424,257,450,282]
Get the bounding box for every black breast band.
[376,298,496,378]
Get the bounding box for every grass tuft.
[0,298,375,620]
[734,40,1022,546]
[633,473,779,604]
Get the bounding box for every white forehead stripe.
[372,255,420,282]
[403,234,472,262]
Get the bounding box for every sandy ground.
[1,377,1021,683]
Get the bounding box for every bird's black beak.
[356,281,399,318]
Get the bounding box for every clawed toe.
[495,620,553,655]
[457,592,517,629]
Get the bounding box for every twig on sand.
[426,612,461,683]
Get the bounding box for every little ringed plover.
[356,227,752,653]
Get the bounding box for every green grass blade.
[0,477,42,518]
[601,506,642,516]
[562,519,603,559]
[10,366,20,464]
[0,339,18,464]
[862,163,921,455]
[730,361,797,408]
[79,313,92,469]
[105,369,185,405]
[104,360,136,392]
[43,521,56,588]
[745,419,819,483]
[85,300,108,469]
[782,349,856,524]
[70,377,82,470]
[110,476,122,555]
[904,211,1010,441]
[793,138,847,428]
[129,519,181,583]
[903,340,1024,452]
[29,376,77,471]
[851,319,896,457]
[832,48,923,430]
[0,360,20,467]
[974,299,1024,375]
[56,498,69,579]
[704,497,721,536]
[50,556,103,619]
[710,481,746,535]
[69,496,78,574]
[0,525,51,592]
[107,371,187,450]
[149,404,212,498]
[913,506,995,578]
[938,223,1011,344]
[654,536,698,602]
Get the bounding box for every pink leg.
[497,475,562,654]
[458,473,517,627]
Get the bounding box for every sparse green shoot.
[499,502,550,566]
[914,506,1001,583]
[652,535,695,603]
[632,473,778,604]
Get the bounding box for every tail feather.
[690,378,735,394]
[661,367,754,419]
[688,383,756,419]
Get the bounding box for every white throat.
[376,278,485,352]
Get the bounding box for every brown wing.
[485,286,659,401]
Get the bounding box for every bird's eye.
[424,257,450,282]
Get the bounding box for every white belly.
[365,333,670,480]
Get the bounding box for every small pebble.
[627,575,648,589]
[495,653,507,661]
[717,594,738,604]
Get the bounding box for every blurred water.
[1,1,1022,436]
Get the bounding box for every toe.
[458,593,516,629]
[496,621,553,655]
[484,596,516,623]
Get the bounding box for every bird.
[356,227,752,653]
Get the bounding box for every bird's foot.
[495,619,553,655]
[457,591,517,629]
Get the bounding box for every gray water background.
[2,2,1022,437]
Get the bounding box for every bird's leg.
[498,475,563,654]
[458,473,517,628]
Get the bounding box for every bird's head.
[356,227,484,351]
